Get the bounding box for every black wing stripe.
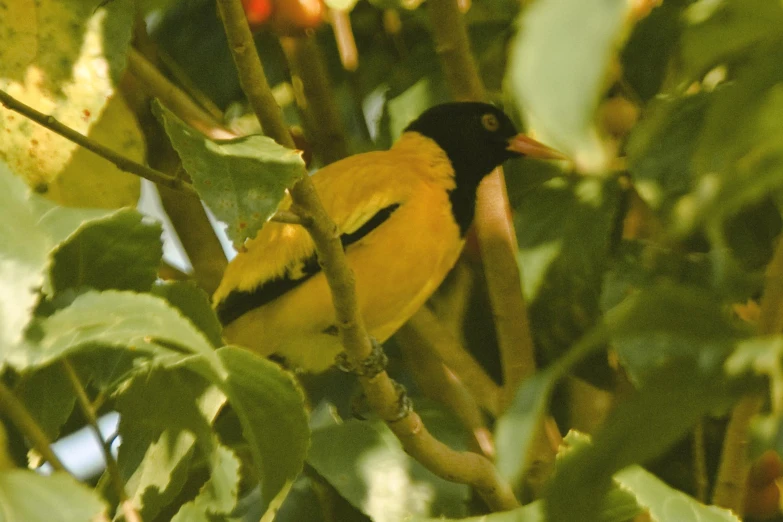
[216,203,401,325]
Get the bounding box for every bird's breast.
[349,183,464,341]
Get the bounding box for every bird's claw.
[350,380,412,422]
[335,337,388,378]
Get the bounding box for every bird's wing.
[212,150,416,324]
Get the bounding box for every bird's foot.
[334,337,388,378]
[350,380,412,422]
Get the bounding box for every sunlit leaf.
[0,0,138,205]
[0,164,110,358]
[9,290,218,371]
[309,415,469,520]
[412,488,639,522]
[545,364,745,521]
[156,102,305,249]
[615,466,740,522]
[0,470,107,522]
[117,369,225,520]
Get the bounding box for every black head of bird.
[405,102,563,234]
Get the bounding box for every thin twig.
[0,90,195,196]
[62,361,141,521]
[217,1,519,510]
[127,49,234,141]
[329,8,358,72]
[0,381,67,472]
[270,210,306,225]
[713,236,783,512]
[215,0,295,148]
[693,420,708,503]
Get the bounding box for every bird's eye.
[481,113,500,132]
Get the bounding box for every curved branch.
[426,0,538,411]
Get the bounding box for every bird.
[212,102,563,372]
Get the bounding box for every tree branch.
[125,34,228,296]
[400,307,501,416]
[215,0,295,148]
[280,35,350,165]
[397,322,495,458]
[127,49,235,141]
[0,89,195,196]
[0,380,66,472]
[426,0,538,412]
[216,0,519,509]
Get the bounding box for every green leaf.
[691,43,783,221]
[0,470,107,522]
[507,0,630,171]
[50,208,162,294]
[494,370,558,486]
[621,0,687,102]
[494,323,609,488]
[680,0,783,81]
[308,414,470,520]
[189,442,241,515]
[10,290,219,371]
[212,347,309,516]
[117,369,226,520]
[513,177,621,383]
[615,465,740,522]
[13,364,76,441]
[627,92,711,220]
[0,164,111,358]
[152,281,223,348]
[545,363,743,522]
[609,283,746,385]
[155,102,305,249]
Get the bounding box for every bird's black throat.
[448,175,482,236]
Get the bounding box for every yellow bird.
[213,102,561,372]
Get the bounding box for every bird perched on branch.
[212,102,562,372]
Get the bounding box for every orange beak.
[507,134,566,160]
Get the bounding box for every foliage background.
[1,0,783,521]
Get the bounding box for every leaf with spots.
[155,102,305,249]
[0,0,140,207]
